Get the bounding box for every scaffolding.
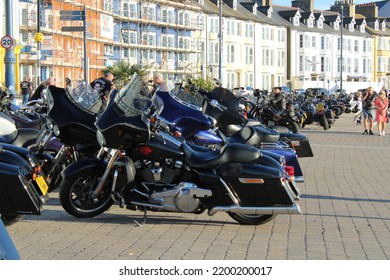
[18,0,203,86]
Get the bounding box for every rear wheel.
[228,213,276,225]
[59,167,113,218]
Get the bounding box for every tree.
[104,62,148,89]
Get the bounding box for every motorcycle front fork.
[91,148,119,200]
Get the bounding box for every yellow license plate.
[35,175,49,196]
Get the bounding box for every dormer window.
[382,21,386,31]
[334,21,339,30]
[375,21,379,30]
[360,25,365,32]
[232,0,237,10]
[317,20,323,28]
[293,16,300,26]
[267,7,272,18]
[307,18,313,27]
[253,3,258,14]
[198,0,204,4]
[349,23,354,32]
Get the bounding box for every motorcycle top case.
[218,162,295,207]
[0,162,42,215]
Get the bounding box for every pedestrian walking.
[352,90,363,125]
[361,86,376,135]
[20,76,33,105]
[374,89,388,136]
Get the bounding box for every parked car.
[232,86,253,97]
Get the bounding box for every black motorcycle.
[33,85,104,192]
[58,74,301,225]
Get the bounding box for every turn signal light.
[138,146,152,155]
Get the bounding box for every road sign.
[1,35,14,49]
[61,26,85,32]
[60,10,85,16]
[60,15,86,21]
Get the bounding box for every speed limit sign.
[1,35,14,49]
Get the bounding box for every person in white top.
[352,90,363,125]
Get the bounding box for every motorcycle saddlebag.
[279,133,314,158]
[218,162,295,207]
[0,162,42,216]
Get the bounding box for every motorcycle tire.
[228,213,276,225]
[59,166,113,218]
[319,115,330,130]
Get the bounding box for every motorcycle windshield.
[67,85,102,115]
[113,74,152,117]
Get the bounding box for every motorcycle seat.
[229,126,279,145]
[181,142,261,169]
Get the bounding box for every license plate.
[268,120,275,126]
[35,175,49,196]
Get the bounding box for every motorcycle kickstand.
[133,208,147,226]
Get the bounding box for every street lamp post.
[34,0,43,85]
[218,0,223,83]
[340,5,343,94]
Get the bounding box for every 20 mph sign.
[1,35,14,49]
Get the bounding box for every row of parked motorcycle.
[1,76,318,259]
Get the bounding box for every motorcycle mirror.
[210,99,219,107]
[253,89,260,97]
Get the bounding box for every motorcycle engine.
[150,182,212,213]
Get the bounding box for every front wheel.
[228,213,276,225]
[59,167,113,218]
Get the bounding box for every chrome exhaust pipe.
[208,203,301,216]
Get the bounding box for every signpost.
[1,35,14,49]
[60,9,89,86]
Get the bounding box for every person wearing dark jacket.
[270,86,286,115]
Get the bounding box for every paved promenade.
[6,112,390,260]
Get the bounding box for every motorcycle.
[58,74,301,225]
[154,86,305,182]
[35,85,104,192]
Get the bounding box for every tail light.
[284,166,295,177]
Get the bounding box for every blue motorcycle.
[155,86,311,183]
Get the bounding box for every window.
[227,44,235,63]
[354,58,359,74]
[245,24,254,38]
[227,72,236,90]
[278,29,285,42]
[123,3,129,17]
[307,18,313,28]
[363,59,366,73]
[129,3,137,18]
[321,57,324,72]
[334,21,339,30]
[354,40,359,52]
[129,31,137,44]
[321,36,325,50]
[317,19,323,28]
[122,30,129,43]
[245,46,254,65]
[299,55,304,71]
[262,49,270,66]
[311,36,316,48]
[293,16,299,26]
[210,18,219,33]
[277,50,285,67]
[209,41,219,64]
[299,34,303,48]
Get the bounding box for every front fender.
[61,157,106,179]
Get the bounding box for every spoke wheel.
[59,167,113,218]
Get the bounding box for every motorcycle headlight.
[46,118,54,129]
[53,125,60,136]
[96,130,106,147]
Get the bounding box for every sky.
[272,0,369,11]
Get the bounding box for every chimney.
[292,0,314,12]
[355,3,378,18]
[330,1,356,17]
[257,0,273,7]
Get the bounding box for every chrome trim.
[208,203,301,216]
[219,178,241,206]
[92,149,119,200]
